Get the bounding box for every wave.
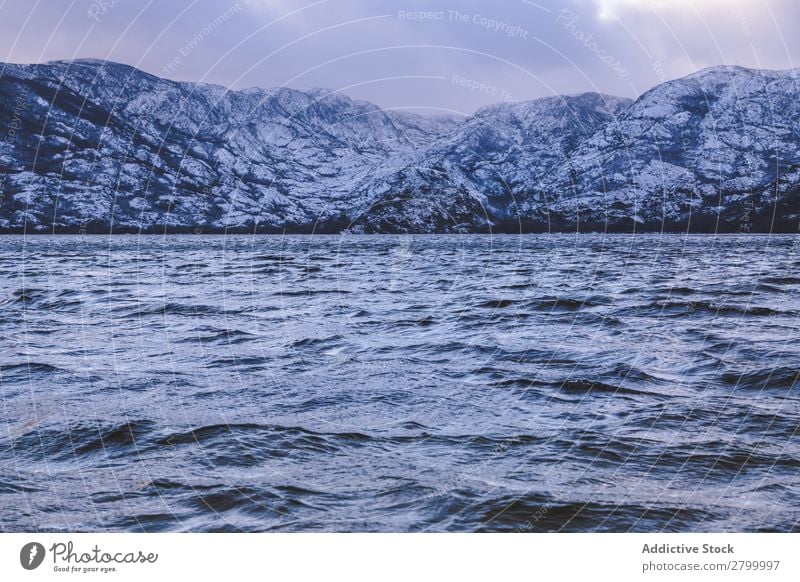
[558,379,654,398]
[6,420,155,461]
[158,423,371,450]
[477,299,518,309]
[178,328,255,345]
[470,495,709,532]
[651,300,780,316]
[721,366,800,390]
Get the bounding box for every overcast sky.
[1,0,798,114]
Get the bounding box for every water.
[1,234,799,532]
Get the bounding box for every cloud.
[593,0,753,20]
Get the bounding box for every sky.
[0,0,798,115]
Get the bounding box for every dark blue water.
[1,234,799,532]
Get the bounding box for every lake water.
[1,234,799,532]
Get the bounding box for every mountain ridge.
[1,60,798,233]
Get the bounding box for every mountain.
[349,93,632,232]
[0,59,459,233]
[0,60,798,233]
[540,65,800,231]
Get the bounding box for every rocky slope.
[349,93,632,232]
[0,59,459,233]
[539,66,800,232]
[0,60,798,233]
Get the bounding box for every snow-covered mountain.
[349,93,632,232]
[540,65,800,231]
[1,60,798,233]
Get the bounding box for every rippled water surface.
[1,234,799,532]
